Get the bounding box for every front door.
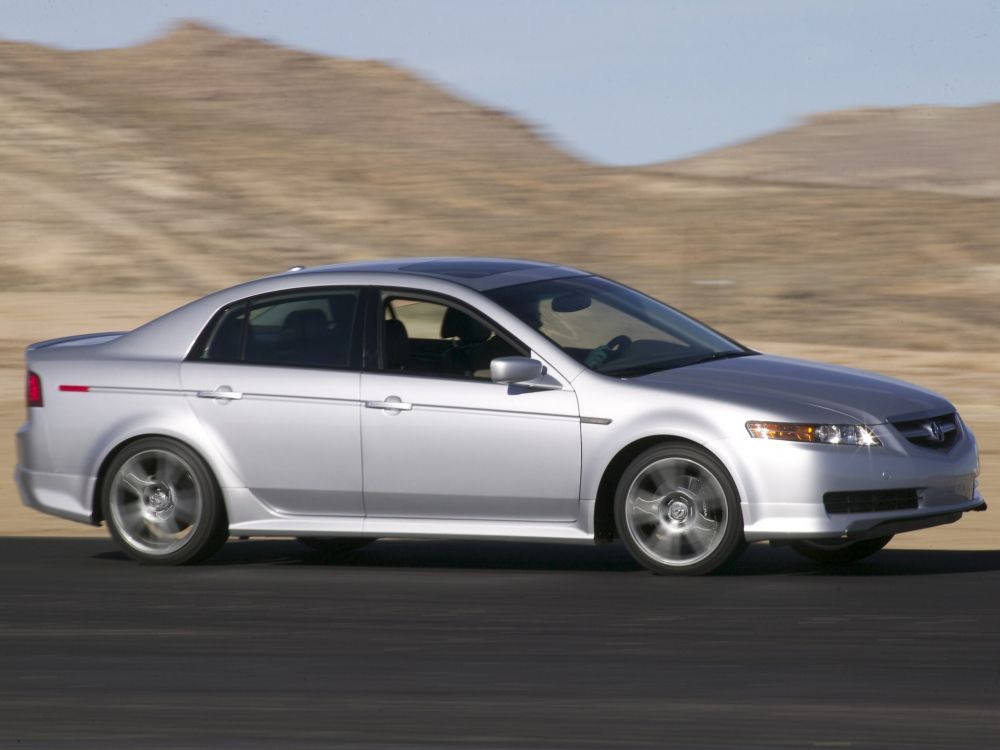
[360,290,582,522]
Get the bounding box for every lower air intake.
[824,489,920,515]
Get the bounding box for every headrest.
[440,307,490,343]
[281,309,329,339]
[328,295,357,326]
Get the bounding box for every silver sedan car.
[15,258,985,574]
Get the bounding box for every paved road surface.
[1,537,999,749]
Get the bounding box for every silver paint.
[14,258,984,553]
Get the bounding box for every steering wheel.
[585,335,632,369]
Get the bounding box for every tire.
[614,443,746,576]
[101,437,228,565]
[789,535,892,564]
[298,537,375,559]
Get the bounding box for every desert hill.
[9,21,572,167]
[1,22,999,540]
[1,22,999,355]
[659,104,1000,198]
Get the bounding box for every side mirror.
[490,356,544,385]
[490,357,563,390]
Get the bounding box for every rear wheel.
[614,443,746,575]
[789,536,892,564]
[101,437,228,565]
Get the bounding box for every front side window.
[485,276,753,377]
[194,288,360,369]
[380,293,525,379]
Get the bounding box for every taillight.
[26,371,43,407]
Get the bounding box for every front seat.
[384,318,410,370]
[440,307,492,376]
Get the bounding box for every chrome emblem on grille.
[922,420,945,442]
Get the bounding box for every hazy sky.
[2,0,998,165]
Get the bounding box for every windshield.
[484,275,754,377]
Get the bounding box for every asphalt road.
[1,537,999,749]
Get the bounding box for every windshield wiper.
[602,350,756,378]
[683,350,756,368]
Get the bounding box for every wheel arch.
[594,435,697,541]
[90,433,227,527]
[592,435,741,542]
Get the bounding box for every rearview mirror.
[551,291,591,313]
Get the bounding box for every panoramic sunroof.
[399,260,545,279]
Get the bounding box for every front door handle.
[197,386,243,403]
[365,396,412,411]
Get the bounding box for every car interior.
[199,292,358,368]
[381,297,522,379]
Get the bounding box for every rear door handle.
[365,396,412,411]
[197,386,243,402]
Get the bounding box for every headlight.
[746,421,882,446]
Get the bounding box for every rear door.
[360,289,582,522]
[181,287,365,516]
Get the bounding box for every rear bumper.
[14,464,96,525]
[15,416,96,526]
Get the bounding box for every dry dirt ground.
[2,292,995,551]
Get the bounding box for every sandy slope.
[660,104,1000,198]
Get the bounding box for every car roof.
[288,257,590,291]
[93,257,592,363]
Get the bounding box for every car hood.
[632,354,953,424]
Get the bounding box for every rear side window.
[193,288,361,369]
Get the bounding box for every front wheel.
[789,536,892,564]
[614,443,746,575]
[101,437,228,565]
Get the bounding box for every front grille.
[891,412,960,450]
[824,489,920,515]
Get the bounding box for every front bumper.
[712,421,984,543]
[837,498,986,543]
[742,484,985,543]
